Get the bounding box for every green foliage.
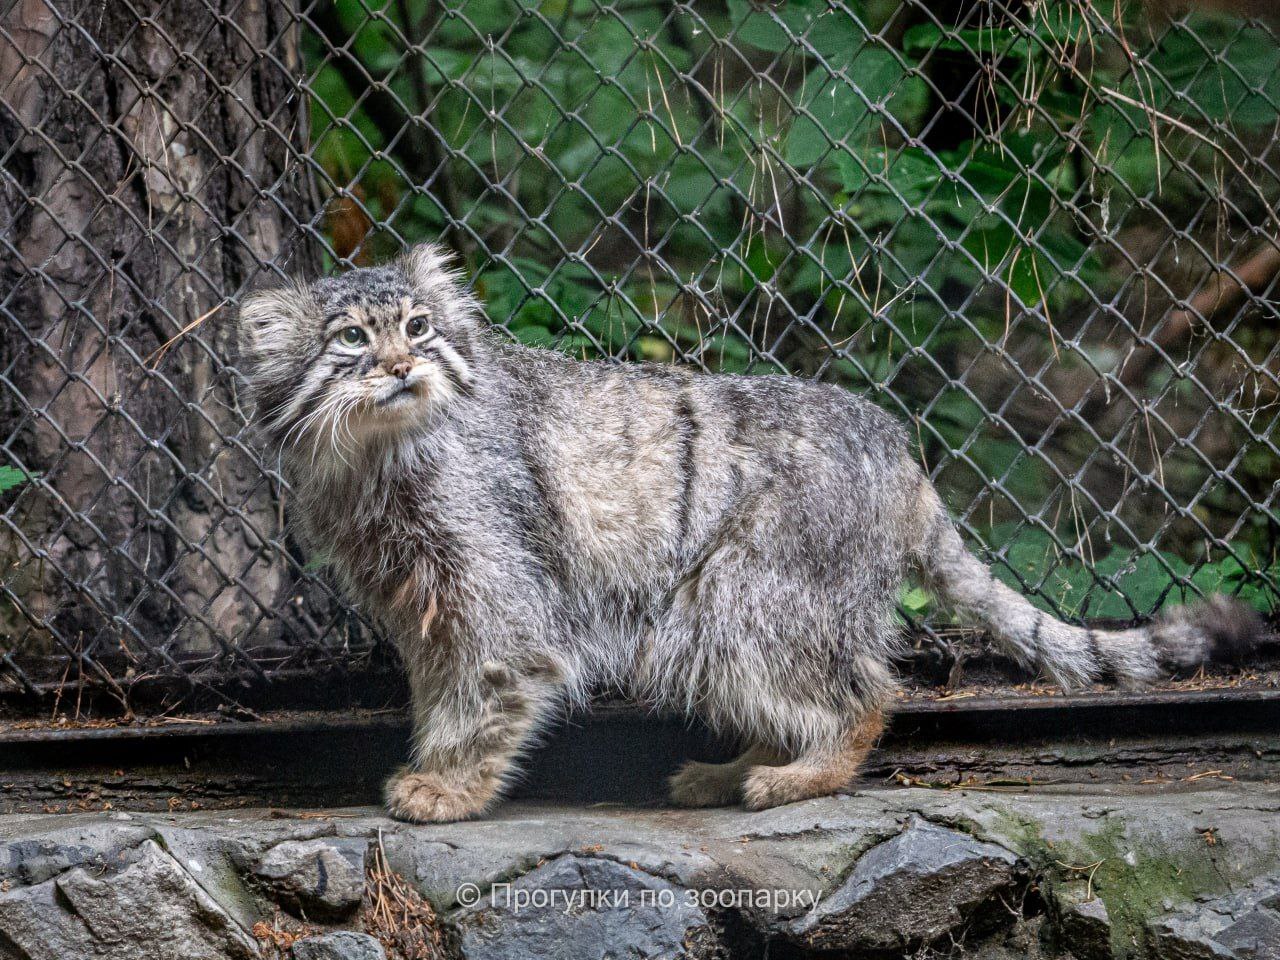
[0,466,33,493]
[899,585,932,616]
[988,525,1278,618]
[305,0,1279,620]
[899,534,1277,622]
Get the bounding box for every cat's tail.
[913,485,1265,688]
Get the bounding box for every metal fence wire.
[1,0,1278,710]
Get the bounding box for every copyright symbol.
[456,882,481,907]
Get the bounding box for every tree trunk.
[0,0,325,694]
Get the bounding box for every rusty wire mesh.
[1,0,1277,712]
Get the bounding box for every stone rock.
[0,874,97,958]
[254,837,367,919]
[1215,909,1280,960]
[0,839,257,959]
[0,823,154,886]
[1147,881,1280,960]
[291,931,387,960]
[150,825,263,936]
[1149,915,1241,960]
[2,791,1280,960]
[965,915,1060,959]
[377,813,717,911]
[1054,882,1113,960]
[452,854,720,960]
[787,816,1022,953]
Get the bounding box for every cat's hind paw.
[741,763,830,811]
[668,760,743,808]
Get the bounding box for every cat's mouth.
[373,381,424,408]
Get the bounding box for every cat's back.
[494,338,904,448]
[689,367,908,463]
[493,338,913,535]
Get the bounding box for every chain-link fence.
[1,0,1277,714]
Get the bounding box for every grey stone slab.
[0,820,154,886]
[1149,881,1280,960]
[453,853,720,960]
[291,931,387,960]
[253,836,368,919]
[1,786,1279,959]
[1054,881,1113,960]
[788,816,1023,952]
[0,839,257,960]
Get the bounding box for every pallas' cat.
[238,244,1260,822]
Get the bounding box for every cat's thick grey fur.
[237,244,1263,822]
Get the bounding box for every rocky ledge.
[1,784,1278,959]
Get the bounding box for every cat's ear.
[237,280,315,362]
[403,242,482,330]
[404,242,456,289]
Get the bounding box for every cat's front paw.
[384,769,492,823]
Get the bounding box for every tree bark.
[0,0,323,689]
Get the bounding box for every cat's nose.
[388,359,412,380]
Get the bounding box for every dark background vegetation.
[0,0,1276,707]
[304,0,1280,623]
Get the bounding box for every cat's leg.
[668,744,783,808]
[740,708,885,811]
[385,661,561,823]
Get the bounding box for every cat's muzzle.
[374,376,426,408]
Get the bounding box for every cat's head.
[237,243,481,459]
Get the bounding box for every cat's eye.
[406,316,428,338]
[338,326,367,347]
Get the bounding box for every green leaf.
[962,224,1016,271]
[834,145,943,202]
[1007,247,1045,308]
[961,228,1050,309]
[785,49,911,166]
[0,466,33,493]
[513,324,557,347]
[902,23,1033,60]
[417,48,474,86]
[728,0,863,58]
[1146,18,1280,128]
[900,586,932,614]
[986,524,1198,620]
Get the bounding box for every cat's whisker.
[296,391,351,469]
[329,394,364,468]
[277,387,344,454]
[317,394,360,470]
